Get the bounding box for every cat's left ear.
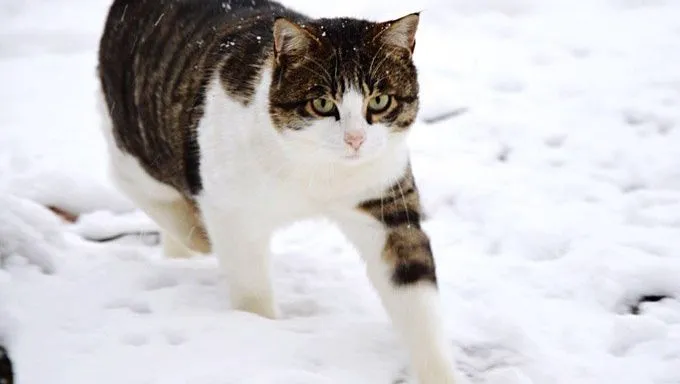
[376,13,420,54]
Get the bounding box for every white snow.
[2,0,680,383]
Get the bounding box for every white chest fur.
[196,68,410,225]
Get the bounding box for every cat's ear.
[273,18,319,62]
[376,13,420,54]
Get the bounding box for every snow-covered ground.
[2,0,680,383]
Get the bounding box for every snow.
[2,0,680,383]
[0,194,62,274]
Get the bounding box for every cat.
[97,0,459,382]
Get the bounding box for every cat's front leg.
[199,202,277,319]
[331,182,459,383]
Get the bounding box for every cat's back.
[98,0,294,113]
[97,0,299,195]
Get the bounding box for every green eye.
[368,94,391,113]
[310,98,337,116]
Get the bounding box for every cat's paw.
[186,229,212,254]
[415,364,463,384]
[161,230,211,258]
[232,295,278,320]
[162,236,194,259]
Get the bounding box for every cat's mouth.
[342,144,387,164]
[344,147,367,160]
[342,150,373,164]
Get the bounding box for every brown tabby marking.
[359,166,436,285]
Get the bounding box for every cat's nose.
[344,131,365,150]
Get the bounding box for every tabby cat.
[97,0,459,382]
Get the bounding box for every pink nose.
[344,131,365,150]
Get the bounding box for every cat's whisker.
[280,135,345,152]
[305,56,333,83]
[297,63,329,83]
[377,173,394,224]
[369,72,393,87]
[371,47,401,81]
[351,57,367,82]
[368,41,389,80]
[395,177,412,228]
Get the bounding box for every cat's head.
[268,13,420,165]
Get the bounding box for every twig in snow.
[422,107,469,125]
[82,231,161,245]
[629,294,674,315]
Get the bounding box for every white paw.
[232,294,278,320]
[415,363,463,384]
[161,233,195,259]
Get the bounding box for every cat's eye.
[310,98,337,116]
[368,94,392,113]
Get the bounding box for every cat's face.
[268,14,420,165]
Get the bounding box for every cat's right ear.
[273,18,319,63]
[375,13,420,55]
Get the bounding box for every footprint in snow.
[120,332,150,347]
[393,342,526,384]
[105,297,153,315]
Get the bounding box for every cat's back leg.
[95,90,211,257]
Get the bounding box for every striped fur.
[99,0,302,196]
[359,165,437,285]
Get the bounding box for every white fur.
[332,210,460,384]
[96,91,204,258]
[98,60,459,382]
